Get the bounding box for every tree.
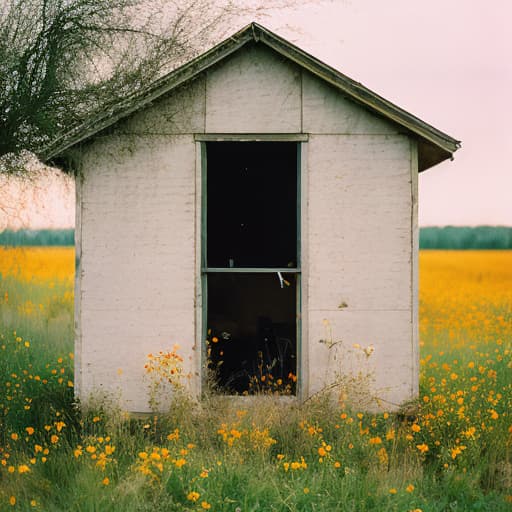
[0,0,306,172]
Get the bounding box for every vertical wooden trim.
[296,144,302,270]
[299,140,309,401]
[74,159,83,400]
[410,139,419,399]
[300,69,304,133]
[201,143,208,270]
[295,143,302,399]
[195,142,206,396]
[203,72,207,134]
[201,143,209,393]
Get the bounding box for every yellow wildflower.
[187,491,200,502]
[416,443,429,453]
[167,429,179,441]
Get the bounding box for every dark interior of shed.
[205,142,298,394]
[206,142,298,269]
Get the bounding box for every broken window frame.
[197,134,306,397]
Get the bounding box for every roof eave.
[417,139,454,172]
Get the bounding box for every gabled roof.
[43,22,460,171]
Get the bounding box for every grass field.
[0,248,511,511]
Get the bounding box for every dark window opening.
[206,142,297,269]
[204,141,299,395]
[207,273,297,394]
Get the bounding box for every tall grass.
[0,248,511,511]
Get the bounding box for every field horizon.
[3,226,512,249]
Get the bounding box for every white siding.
[78,135,197,412]
[116,77,206,135]
[205,45,301,133]
[76,44,418,412]
[302,72,398,135]
[306,134,414,407]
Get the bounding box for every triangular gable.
[43,22,460,171]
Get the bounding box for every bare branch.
[0,0,316,173]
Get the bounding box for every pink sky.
[4,0,511,228]
[272,0,511,226]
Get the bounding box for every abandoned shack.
[45,23,460,412]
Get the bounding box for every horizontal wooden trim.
[194,133,309,142]
[202,267,300,273]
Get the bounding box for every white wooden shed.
[46,23,460,412]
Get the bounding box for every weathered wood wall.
[77,135,197,409]
[76,44,417,411]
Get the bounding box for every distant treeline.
[1,227,512,249]
[0,229,74,246]
[420,226,512,249]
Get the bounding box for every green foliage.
[420,226,512,249]
[0,0,138,158]
[0,229,74,246]
[0,273,75,443]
